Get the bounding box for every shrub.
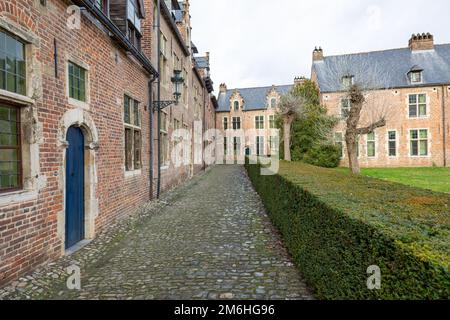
[245,161,450,299]
[303,144,341,168]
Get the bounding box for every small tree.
[278,92,307,161]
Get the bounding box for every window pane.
[388,131,396,140]
[0,50,5,71]
[125,128,133,171]
[410,130,418,140]
[409,95,417,104]
[419,104,427,116]
[419,140,428,156]
[411,141,418,156]
[367,132,375,140]
[419,130,428,139]
[409,105,417,117]
[68,62,86,102]
[367,142,375,157]
[134,130,141,169]
[124,96,130,124]
[389,141,396,156]
[133,101,140,126]
[418,94,426,104]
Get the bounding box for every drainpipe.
[442,86,448,167]
[202,88,206,171]
[149,77,155,200]
[156,0,162,199]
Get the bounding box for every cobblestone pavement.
[1,165,313,300]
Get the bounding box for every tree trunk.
[283,117,293,161]
[345,130,360,174]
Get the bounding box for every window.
[388,131,397,157]
[269,115,276,129]
[233,137,241,156]
[255,116,264,129]
[0,30,26,95]
[160,33,167,57]
[408,94,427,118]
[334,132,343,158]
[342,75,354,88]
[223,137,228,156]
[233,101,239,111]
[68,62,86,102]
[95,0,108,13]
[270,98,277,109]
[160,112,168,166]
[256,136,264,156]
[223,117,228,130]
[269,136,278,154]
[232,117,241,130]
[341,98,351,118]
[124,95,141,171]
[0,103,21,192]
[410,129,428,156]
[127,0,141,33]
[410,71,422,84]
[367,132,376,158]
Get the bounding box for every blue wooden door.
[65,127,85,249]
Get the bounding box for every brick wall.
[0,0,153,286]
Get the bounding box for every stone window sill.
[0,89,34,106]
[124,169,142,178]
[0,189,38,207]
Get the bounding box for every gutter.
[72,0,158,76]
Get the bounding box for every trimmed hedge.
[246,161,450,299]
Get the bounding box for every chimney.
[313,47,324,61]
[219,83,227,93]
[409,33,434,51]
[294,76,306,86]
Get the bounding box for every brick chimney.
[219,83,227,93]
[313,47,324,61]
[409,33,434,51]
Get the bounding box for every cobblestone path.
[1,165,313,300]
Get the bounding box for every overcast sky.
[189,0,450,92]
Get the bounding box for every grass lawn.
[336,167,450,194]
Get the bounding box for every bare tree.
[319,55,394,174]
[278,93,307,161]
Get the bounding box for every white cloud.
[189,0,450,91]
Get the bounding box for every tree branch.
[356,118,386,135]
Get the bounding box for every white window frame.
[340,98,351,119]
[410,71,423,84]
[255,115,264,129]
[269,115,276,129]
[408,128,430,158]
[124,95,142,176]
[366,132,376,158]
[387,130,398,158]
[407,93,428,119]
[223,116,228,130]
[256,136,265,156]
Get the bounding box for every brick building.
[0,0,215,287]
[215,81,307,158]
[312,34,450,168]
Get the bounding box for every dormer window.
[233,101,239,111]
[270,98,277,109]
[127,0,142,49]
[409,71,423,84]
[342,75,354,88]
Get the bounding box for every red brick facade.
[0,0,215,287]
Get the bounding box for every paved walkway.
[1,165,313,300]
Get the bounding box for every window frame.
[0,101,22,193]
[255,115,264,129]
[387,130,397,157]
[269,115,276,129]
[123,95,142,172]
[0,29,27,96]
[223,117,228,130]
[232,117,241,130]
[408,93,427,118]
[409,128,429,157]
[409,71,423,84]
[233,100,239,111]
[340,98,351,119]
[334,132,344,159]
[68,61,87,102]
[270,98,277,109]
[367,132,376,158]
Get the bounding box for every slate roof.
[313,44,450,93]
[217,85,293,112]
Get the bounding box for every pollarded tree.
[278,92,307,161]
[320,56,393,174]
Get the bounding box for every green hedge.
[245,161,450,299]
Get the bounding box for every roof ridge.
[225,84,293,92]
[320,42,450,60]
